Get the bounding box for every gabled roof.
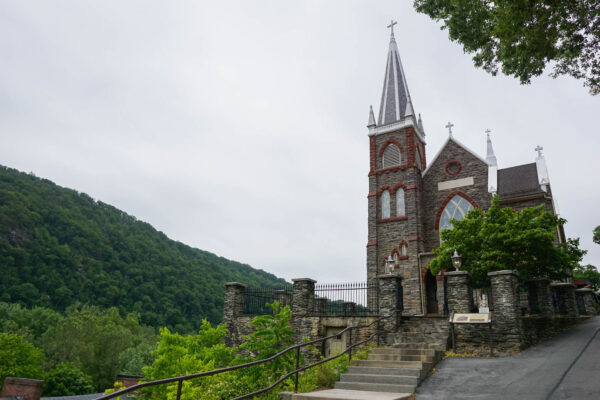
[377,30,415,125]
[497,163,543,197]
[422,136,488,177]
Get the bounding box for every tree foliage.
[43,363,94,397]
[594,225,600,244]
[429,196,582,287]
[0,165,288,331]
[414,0,600,94]
[573,264,600,290]
[0,333,45,385]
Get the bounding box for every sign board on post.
[451,313,491,324]
[448,312,494,356]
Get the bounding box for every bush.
[43,363,94,396]
[0,333,44,384]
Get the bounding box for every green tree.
[429,196,581,286]
[413,0,600,94]
[593,225,600,244]
[40,305,155,392]
[43,363,94,397]
[573,264,600,290]
[0,333,44,384]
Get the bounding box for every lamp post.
[451,250,462,271]
[385,255,395,274]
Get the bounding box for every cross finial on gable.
[445,121,454,136]
[387,20,397,37]
[535,145,544,158]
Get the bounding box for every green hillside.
[0,165,287,332]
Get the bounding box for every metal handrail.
[95,314,392,400]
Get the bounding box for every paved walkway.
[416,316,600,400]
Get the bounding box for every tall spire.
[486,129,498,194]
[367,105,376,127]
[485,129,497,167]
[377,21,415,126]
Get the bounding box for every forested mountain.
[0,165,287,332]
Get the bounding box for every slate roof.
[377,31,415,125]
[497,163,543,197]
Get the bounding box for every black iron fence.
[313,282,379,316]
[243,286,293,315]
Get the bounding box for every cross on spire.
[387,20,397,37]
[485,128,491,136]
[535,145,544,158]
[445,121,454,136]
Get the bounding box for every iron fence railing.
[94,315,393,400]
[243,286,293,315]
[312,282,379,316]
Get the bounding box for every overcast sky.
[1,1,599,283]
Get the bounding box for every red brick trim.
[369,164,410,176]
[434,190,480,231]
[392,182,407,192]
[367,191,377,197]
[377,216,408,223]
[405,184,419,190]
[445,160,462,176]
[377,185,392,195]
[406,127,415,166]
[369,136,376,174]
[377,138,405,159]
[366,240,377,247]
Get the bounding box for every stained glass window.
[381,190,390,219]
[396,188,405,217]
[439,195,474,231]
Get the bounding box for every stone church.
[365,26,565,316]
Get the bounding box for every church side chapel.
[365,21,564,316]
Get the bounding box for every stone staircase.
[284,317,451,399]
[332,317,449,394]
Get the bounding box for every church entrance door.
[425,269,438,314]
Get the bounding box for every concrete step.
[335,381,416,393]
[284,389,411,400]
[340,373,419,386]
[346,366,422,378]
[371,348,437,357]
[370,354,435,362]
[392,342,445,350]
[351,360,427,369]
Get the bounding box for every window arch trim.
[434,191,479,231]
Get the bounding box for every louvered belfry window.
[382,144,401,168]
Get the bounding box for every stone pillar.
[1,378,44,400]
[552,283,578,317]
[575,288,596,316]
[445,271,473,314]
[223,282,247,347]
[436,273,447,315]
[274,290,292,307]
[343,302,356,316]
[527,278,553,315]
[378,274,403,341]
[489,270,522,351]
[292,278,316,317]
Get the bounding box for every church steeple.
[377,20,415,126]
[485,130,497,167]
[486,129,498,194]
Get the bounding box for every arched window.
[396,188,405,217]
[382,144,401,168]
[439,195,474,231]
[381,190,390,219]
[400,242,408,256]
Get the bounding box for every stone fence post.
[292,278,316,317]
[552,283,578,317]
[377,274,403,343]
[223,282,247,347]
[526,278,554,315]
[489,270,522,351]
[575,288,596,316]
[445,271,473,314]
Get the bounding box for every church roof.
[422,136,487,176]
[377,29,415,126]
[497,163,544,197]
